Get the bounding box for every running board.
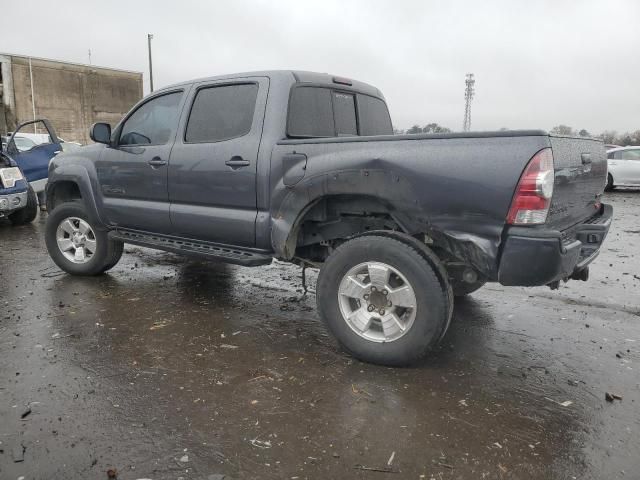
[109,229,273,267]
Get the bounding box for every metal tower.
[463,73,475,132]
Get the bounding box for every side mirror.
[90,122,112,145]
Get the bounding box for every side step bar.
[109,228,273,267]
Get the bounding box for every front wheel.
[8,185,38,225]
[605,173,615,192]
[45,201,123,276]
[316,235,451,366]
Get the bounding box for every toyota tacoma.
[44,70,612,365]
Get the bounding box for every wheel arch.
[46,164,103,226]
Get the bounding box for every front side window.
[185,84,258,143]
[119,91,183,146]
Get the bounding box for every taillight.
[506,148,555,225]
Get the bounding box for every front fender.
[46,161,105,227]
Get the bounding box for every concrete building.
[0,53,143,144]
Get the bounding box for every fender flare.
[46,163,105,227]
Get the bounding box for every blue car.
[0,150,37,225]
[5,119,62,208]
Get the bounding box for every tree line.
[396,123,640,146]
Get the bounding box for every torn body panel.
[269,134,552,279]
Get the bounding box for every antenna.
[463,73,475,132]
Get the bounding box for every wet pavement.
[1,191,639,480]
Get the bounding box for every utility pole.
[28,57,37,132]
[147,34,154,93]
[462,73,475,132]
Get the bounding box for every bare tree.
[550,125,575,135]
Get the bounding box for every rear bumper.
[498,204,612,286]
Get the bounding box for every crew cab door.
[168,77,268,246]
[95,89,187,233]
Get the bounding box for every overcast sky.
[1,0,638,133]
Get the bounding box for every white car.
[606,146,640,190]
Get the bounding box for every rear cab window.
[287,85,392,138]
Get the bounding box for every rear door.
[95,89,187,233]
[168,77,268,246]
[547,136,608,230]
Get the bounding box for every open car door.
[6,119,61,194]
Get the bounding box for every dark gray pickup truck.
[45,70,612,365]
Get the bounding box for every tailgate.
[546,136,607,231]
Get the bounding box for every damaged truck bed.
[45,70,612,365]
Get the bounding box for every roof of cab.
[158,70,384,98]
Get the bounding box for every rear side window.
[357,94,393,136]
[288,87,334,137]
[185,83,258,143]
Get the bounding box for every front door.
[168,78,268,246]
[95,89,187,233]
[6,119,61,193]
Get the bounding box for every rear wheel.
[45,201,123,275]
[605,173,615,191]
[8,185,37,225]
[316,235,451,366]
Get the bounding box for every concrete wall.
[0,54,142,144]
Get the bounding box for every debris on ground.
[12,443,25,462]
[20,406,32,419]
[544,397,573,407]
[106,468,118,479]
[249,438,272,449]
[354,464,399,473]
[605,392,623,402]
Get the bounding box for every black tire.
[605,173,615,192]
[316,235,451,366]
[452,280,486,297]
[45,201,123,276]
[102,240,124,272]
[8,185,37,225]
